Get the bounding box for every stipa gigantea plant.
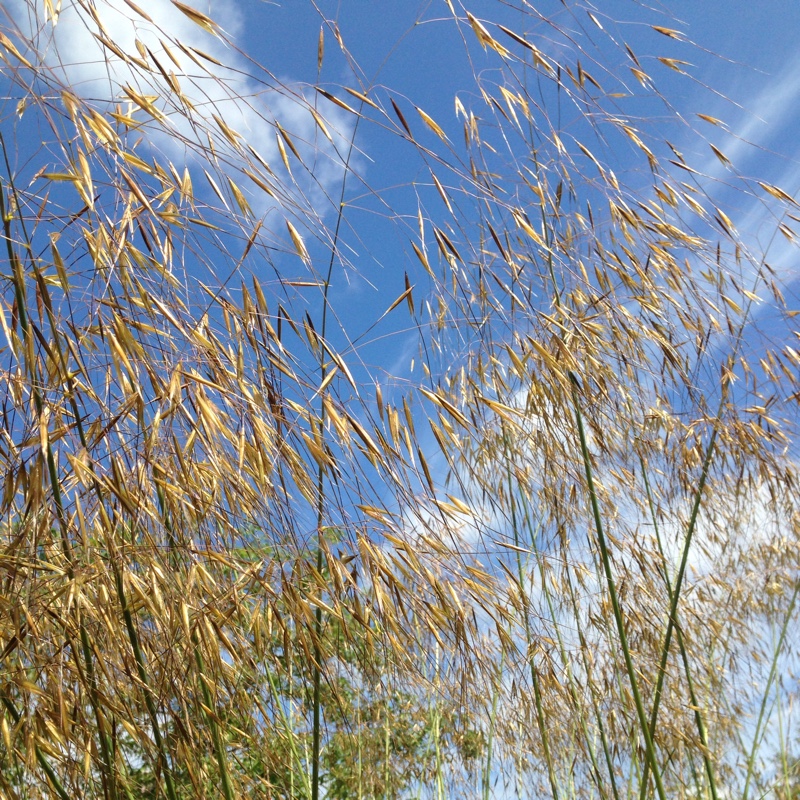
[1,1,800,798]
[395,4,800,797]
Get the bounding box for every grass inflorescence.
[0,1,799,798]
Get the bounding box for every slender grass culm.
[1,2,800,799]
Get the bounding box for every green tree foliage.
[117,557,449,799]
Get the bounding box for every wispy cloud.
[7,0,355,225]
[702,50,800,176]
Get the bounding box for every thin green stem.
[638,424,719,800]
[265,653,312,798]
[521,498,613,800]
[0,139,118,800]
[641,457,719,800]
[310,93,364,800]
[112,559,179,800]
[500,430,561,800]
[2,695,71,800]
[570,376,667,800]
[482,650,503,800]
[193,638,236,800]
[742,579,800,800]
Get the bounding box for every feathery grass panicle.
[0,1,799,798]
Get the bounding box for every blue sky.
[4,0,800,530]
[8,0,799,382]
[241,0,800,387]
[5,0,800,531]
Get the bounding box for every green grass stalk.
[430,666,445,800]
[111,559,178,800]
[501,428,561,800]
[2,694,71,800]
[482,650,503,800]
[741,578,800,800]
[570,375,668,800]
[193,636,235,800]
[0,141,119,800]
[384,690,391,800]
[519,496,615,800]
[264,653,312,798]
[310,96,362,800]
[641,457,719,800]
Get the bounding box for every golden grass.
[0,1,799,798]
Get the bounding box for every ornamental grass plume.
[0,1,799,798]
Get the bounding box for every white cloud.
[7,0,355,225]
[699,50,800,179]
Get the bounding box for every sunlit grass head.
[0,2,799,798]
